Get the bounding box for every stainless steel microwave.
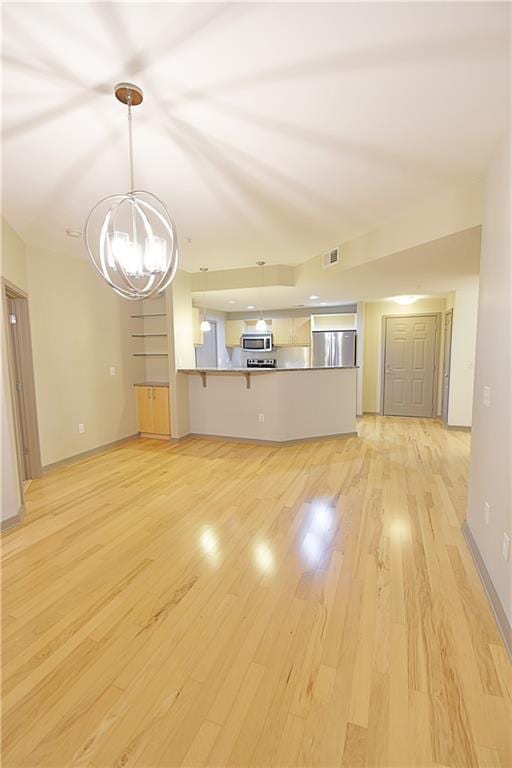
[241,333,273,351]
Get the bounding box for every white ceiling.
[2,2,509,273]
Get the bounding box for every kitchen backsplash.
[229,346,310,368]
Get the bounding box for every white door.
[383,315,438,417]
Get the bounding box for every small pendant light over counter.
[199,268,211,332]
[256,261,267,331]
[84,83,179,300]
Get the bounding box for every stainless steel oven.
[241,333,273,351]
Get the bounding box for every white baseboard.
[462,521,511,659]
[1,504,25,534]
[43,434,139,472]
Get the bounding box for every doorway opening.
[381,313,440,418]
[4,281,42,487]
[195,320,218,368]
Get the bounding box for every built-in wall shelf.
[132,353,168,357]
[130,313,167,318]
[130,298,168,388]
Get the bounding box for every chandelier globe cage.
[84,83,179,301]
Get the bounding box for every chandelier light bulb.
[200,319,212,332]
[84,83,179,300]
[255,318,267,331]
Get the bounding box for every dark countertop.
[178,366,358,373]
[134,381,169,387]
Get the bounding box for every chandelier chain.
[127,92,135,192]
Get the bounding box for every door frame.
[380,312,442,418]
[3,278,42,484]
[441,309,453,425]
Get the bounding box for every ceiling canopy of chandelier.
[84,83,179,301]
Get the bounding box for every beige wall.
[295,183,482,297]
[191,264,295,292]
[447,282,479,427]
[312,313,356,330]
[355,302,365,416]
[26,244,139,466]
[339,182,483,272]
[362,298,447,414]
[166,269,196,438]
[467,137,511,627]
[1,219,28,523]
[2,219,28,290]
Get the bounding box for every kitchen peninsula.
[178,367,357,443]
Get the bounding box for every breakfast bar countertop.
[178,366,358,373]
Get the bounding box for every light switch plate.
[110,367,116,376]
[483,386,491,408]
[78,423,85,434]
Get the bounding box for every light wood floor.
[2,416,510,767]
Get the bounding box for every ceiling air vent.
[322,246,340,269]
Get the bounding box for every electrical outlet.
[483,385,491,408]
[484,501,490,525]
[502,533,510,561]
[110,366,116,377]
[78,423,85,434]
[258,413,265,423]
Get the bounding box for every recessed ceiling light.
[228,299,236,304]
[66,228,82,238]
[247,305,255,309]
[309,295,319,300]
[392,295,420,305]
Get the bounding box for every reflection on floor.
[2,416,510,767]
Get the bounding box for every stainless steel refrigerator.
[312,330,356,367]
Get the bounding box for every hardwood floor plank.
[1,416,509,767]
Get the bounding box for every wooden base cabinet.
[136,386,170,438]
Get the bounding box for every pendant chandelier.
[256,261,267,331]
[199,268,211,332]
[84,83,179,300]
